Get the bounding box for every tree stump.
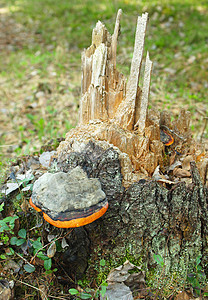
[56,10,208,280]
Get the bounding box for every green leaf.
[0,221,10,232]
[24,264,35,273]
[153,253,164,267]
[79,292,92,299]
[196,255,202,266]
[197,265,202,271]
[204,292,208,296]
[187,273,196,284]
[100,259,106,267]
[18,229,27,239]
[32,240,43,250]
[7,248,14,256]
[69,288,79,295]
[0,254,6,259]
[0,202,4,212]
[44,258,52,270]
[100,285,107,297]
[16,194,22,201]
[198,270,205,277]
[37,252,48,260]
[10,237,19,245]
[16,239,25,246]
[27,183,33,190]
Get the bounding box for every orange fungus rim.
[29,198,108,228]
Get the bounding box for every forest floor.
[0,0,208,299]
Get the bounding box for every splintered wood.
[58,10,207,186]
[74,10,161,181]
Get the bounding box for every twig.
[17,279,71,299]
[15,252,34,268]
[16,280,48,299]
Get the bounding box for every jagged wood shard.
[112,9,122,70]
[135,51,153,132]
[115,12,148,130]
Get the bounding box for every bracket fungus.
[160,130,174,146]
[29,166,108,228]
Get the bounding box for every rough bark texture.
[57,142,208,279]
[55,10,208,280]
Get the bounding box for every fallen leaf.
[0,279,13,300]
[196,153,205,162]
[61,237,69,249]
[181,155,194,170]
[47,234,56,242]
[169,151,177,166]
[153,165,175,184]
[100,282,133,300]
[173,168,191,178]
[3,260,21,273]
[39,151,56,168]
[174,290,190,300]
[1,182,21,196]
[39,284,48,300]
[47,241,56,258]
[107,260,140,283]
[104,260,146,300]
[168,160,182,172]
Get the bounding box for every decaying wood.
[56,10,208,280]
[65,10,164,182]
[59,10,207,185]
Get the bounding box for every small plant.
[10,228,27,246]
[150,253,184,298]
[10,230,52,272]
[153,253,164,268]
[69,259,108,299]
[0,203,19,238]
[187,255,208,296]
[32,237,52,271]
[69,284,108,300]
[69,288,93,299]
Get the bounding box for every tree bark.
[56,10,208,280]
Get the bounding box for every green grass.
[2,0,208,93]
